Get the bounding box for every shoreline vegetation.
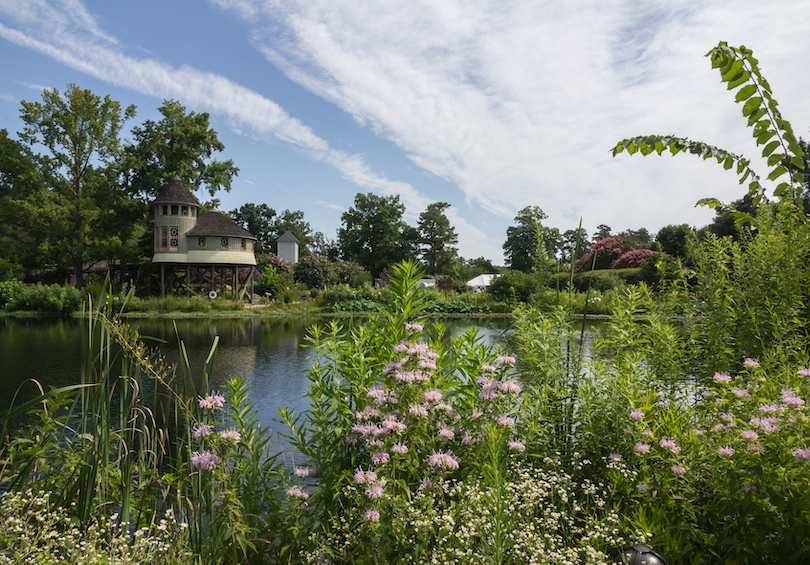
[1,43,810,564]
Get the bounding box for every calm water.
[0,316,512,453]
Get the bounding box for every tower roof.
[277,230,299,243]
[185,211,255,239]
[153,175,200,206]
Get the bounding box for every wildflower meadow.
[2,41,810,564]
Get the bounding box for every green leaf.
[756,130,776,145]
[742,96,762,117]
[790,156,804,170]
[761,140,780,157]
[723,156,733,170]
[767,165,787,181]
[747,108,767,126]
[727,71,751,90]
[734,84,758,102]
[696,197,723,209]
[767,153,785,167]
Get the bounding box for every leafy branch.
[612,42,805,209]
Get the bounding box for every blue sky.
[2,0,810,264]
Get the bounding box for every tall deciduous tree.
[417,202,458,275]
[124,100,238,202]
[19,84,136,289]
[503,205,549,273]
[0,129,60,280]
[230,203,277,253]
[338,193,413,277]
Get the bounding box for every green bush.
[0,279,24,309]
[5,283,81,313]
[486,270,540,303]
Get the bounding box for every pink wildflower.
[193,424,214,439]
[438,428,455,440]
[481,364,497,373]
[409,404,429,417]
[354,467,377,484]
[427,451,460,470]
[286,488,309,500]
[499,381,522,394]
[741,430,759,440]
[714,373,732,383]
[392,443,408,454]
[508,441,526,452]
[792,448,810,459]
[637,483,649,492]
[630,410,644,420]
[365,484,385,499]
[717,446,735,456]
[371,452,390,465]
[798,367,810,377]
[198,393,226,410]
[405,322,423,331]
[220,429,241,442]
[496,355,516,365]
[191,451,221,471]
[609,453,622,461]
[671,465,686,475]
[364,509,380,522]
[497,416,515,427]
[634,442,650,453]
[424,389,443,402]
[294,467,310,477]
[743,358,760,368]
[659,439,681,454]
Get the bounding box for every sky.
[2,0,810,264]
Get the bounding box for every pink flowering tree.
[576,235,645,271]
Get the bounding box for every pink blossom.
[792,448,810,459]
[199,393,226,410]
[191,451,221,470]
[747,444,764,453]
[499,381,522,394]
[405,323,423,331]
[496,355,516,365]
[732,389,751,399]
[634,442,650,453]
[630,410,644,420]
[438,428,455,440]
[286,488,309,500]
[392,443,408,454]
[741,430,759,440]
[193,424,214,439]
[427,451,460,470]
[717,446,735,456]
[743,358,760,368]
[671,465,686,475]
[408,404,429,417]
[354,467,377,484]
[371,452,390,465]
[434,402,453,412]
[713,373,732,383]
[364,509,380,522]
[481,364,497,373]
[609,453,622,461]
[424,389,443,402]
[294,467,310,477]
[798,367,810,377]
[659,439,680,454]
[508,441,526,452]
[638,483,649,492]
[220,429,241,442]
[365,484,385,499]
[497,416,515,427]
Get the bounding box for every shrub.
[486,270,539,303]
[0,279,24,309]
[5,283,81,313]
[577,235,644,271]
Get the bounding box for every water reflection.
[0,316,512,455]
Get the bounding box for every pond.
[0,315,513,456]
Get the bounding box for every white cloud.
[219,0,810,240]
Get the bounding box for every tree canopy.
[338,193,414,277]
[417,202,458,275]
[124,100,238,202]
[19,84,137,289]
[503,205,549,273]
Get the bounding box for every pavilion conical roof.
[153,175,200,206]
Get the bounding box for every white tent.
[467,273,498,293]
